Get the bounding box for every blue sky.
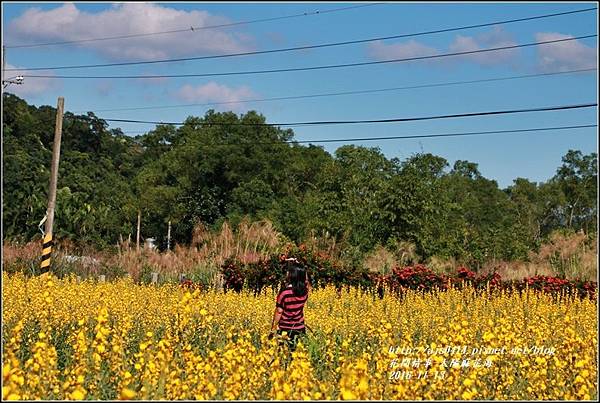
[2,2,598,188]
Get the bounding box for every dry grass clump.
[481,231,597,281]
[363,246,396,275]
[427,255,458,276]
[192,218,284,265]
[104,218,285,283]
[481,260,555,281]
[392,240,420,265]
[304,229,347,264]
[362,241,423,275]
[2,241,41,266]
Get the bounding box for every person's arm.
[271,290,285,333]
[271,306,283,332]
[306,273,312,293]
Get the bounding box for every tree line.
[2,93,597,267]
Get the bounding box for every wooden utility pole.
[40,97,65,274]
[136,210,141,252]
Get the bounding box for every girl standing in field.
[270,261,311,352]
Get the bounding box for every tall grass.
[2,241,41,276]
[304,229,346,265]
[482,230,598,281]
[2,218,285,286]
[192,218,284,265]
[362,246,396,275]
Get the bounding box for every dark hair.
[287,264,307,297]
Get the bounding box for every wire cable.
[4,3,383,49]
[23,35,598,79]
[113,124,597,144]
[215,124,599,145]
[100,102,598,127]
[73,68,597,113]
[6,6,596,71]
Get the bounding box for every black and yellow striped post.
[40,233,53,274]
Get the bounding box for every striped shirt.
[276,285,308,331]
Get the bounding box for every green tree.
[552,150,597,233]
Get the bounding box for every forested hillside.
[2,93,597,266]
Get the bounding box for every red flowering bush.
[379,265,594,299]
[219,244,373,294]
[474,271,502,290]
[221,258,244,293]
[571,278,597,299]
[526,275,570,293]
[522,275,596,298]
[387,264,448,293]
[457,266,477,280]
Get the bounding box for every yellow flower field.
[2,272,597,400]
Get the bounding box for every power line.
[101,103,598,127]
[115,124,597,144]
[23,35,598,79]
[211,124,599,145]
[4,3,383,49]
[6,7,596,71]
[115,124,598,139]
[73,68,597,113]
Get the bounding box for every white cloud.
[367,27,520,68]
[368,39,439,61]
[448,26,519,66]
[7,3,255,61]
[175,82,256,111]
[535,32,597,72]
[3,63,60,97]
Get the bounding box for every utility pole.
[136,210,141,252]
[1,47,24,90]
[40,97,65,274]
[167,220,171,251]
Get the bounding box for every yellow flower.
[120,388,137,399]
[71,388,86,400]
[1,271,596,401]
